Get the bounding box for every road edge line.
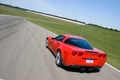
[105,63,120,73]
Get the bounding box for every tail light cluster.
[99,54,107,58]
[71,51,83,56]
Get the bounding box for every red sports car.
[45,34,107,70]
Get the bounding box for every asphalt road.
[0,15,119,80]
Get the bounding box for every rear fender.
[58,43,73,65]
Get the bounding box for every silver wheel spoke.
[45,39,48,47]
[56,52,60,64]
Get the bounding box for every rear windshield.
[64,38,93,50]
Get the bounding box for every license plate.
[86,59,93,63]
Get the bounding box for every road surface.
[0,15,119,80]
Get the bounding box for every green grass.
[0,5,120,69]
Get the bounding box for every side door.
[51,35,65,55]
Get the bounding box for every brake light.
[78,52,83,56]
[103,54,107,58]
[71,51,77,56]
[99,54,102,58]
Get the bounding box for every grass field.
[0,5,120,69]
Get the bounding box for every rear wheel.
[55,50,62,67]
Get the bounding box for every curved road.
[0,15,119,80]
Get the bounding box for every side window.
[55,35,65,42]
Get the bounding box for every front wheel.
[55,50,62,67]
[45,38,48,48]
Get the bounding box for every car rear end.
[64,49,107,68]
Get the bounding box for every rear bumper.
[63,55,106,67]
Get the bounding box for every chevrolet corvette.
[45,34,107,70]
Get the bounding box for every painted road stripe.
[105,63,120,73]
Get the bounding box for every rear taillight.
[103,54,107,58]
[71,51,77,56]
[99,54,102,58]
[99,54,107,58]
[78,52,83,56]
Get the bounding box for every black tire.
[45,38,48,48]
[55,50,62,67]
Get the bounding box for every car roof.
[61,34,86,40]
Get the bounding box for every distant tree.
[87,23,102,28]
[113,29,119,32]
[110,28,113,31]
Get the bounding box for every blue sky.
[1,0,120,30]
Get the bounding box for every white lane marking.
[26,17,59,24]
[105,63,120,73]
[0,78,4,80]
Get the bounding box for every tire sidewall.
[45,38,48,48]
[55,50,62,67]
